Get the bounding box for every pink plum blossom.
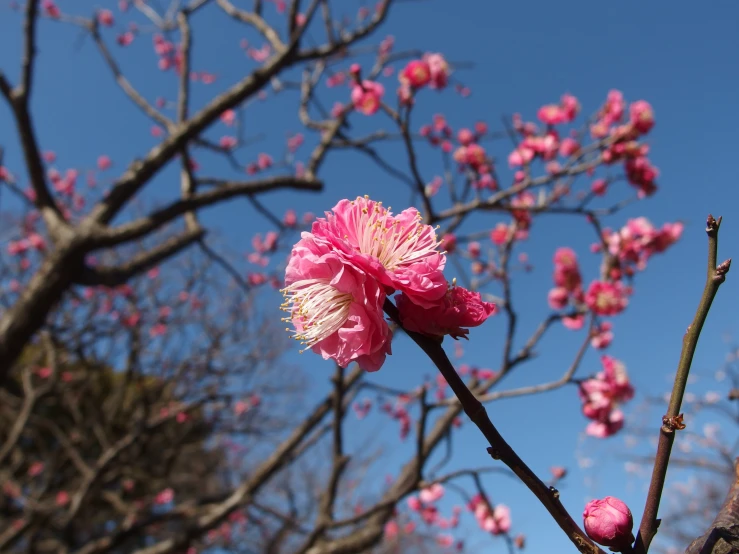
[97,155,112,171]
[351,81,385,115]
[547,287,569,310]
[579,356,633,438]
[424,53,449,89]
[42,0,60,18]
[282,237,392,371]
[396,284,496,340]
[98,9,114,26]
[585,280,629,316]
[537,104,567,125]
[590,321,614,349]
[586,409,625,438]
[629,100,655,134]
[419,483,444,504]
[399,60,431,88]
[469,495,511,536]
[220,109,236,126]
[306,196,447,307]
[591,178,607,196]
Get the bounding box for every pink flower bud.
[583,496,634,550]
[397,285,495,340]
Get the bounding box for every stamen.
[282,279,352,348]
[351,196,441,271]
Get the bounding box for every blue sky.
[1,0,738,552]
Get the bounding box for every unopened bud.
[583,496,634,551]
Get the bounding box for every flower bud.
[583,496,634,551]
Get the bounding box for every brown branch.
[295,0,392,62]
[0,237,86,385]
[86,0,345,228]
[6,97,68,235]
[77,228,205,287]
[446,317,592,405]
[18,0,40,99]
[635,214,731,553]
[0,71,12,100]
[176,12,193,124]
[216,0,287,52]
[91,176,322,248]
[87,53,292,226]
[383,298,605,554]
[382,103,434,222]
[685,459,739,554]
[113,367,363,554]
[300,365,351,550]
[89,22,173,129]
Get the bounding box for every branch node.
[714,258,732,283]
[486,447,501,460]
[549,486,560,499]
[661,413,686,434]
[706,214,721,235]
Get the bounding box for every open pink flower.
[470,496,511,535]
[538,104,567,125]
[396,284,495,340]
[424,53,449,89]
[590,321,614,349]
[561,93,580,121]
[282,237,392,372]
[629,100,654,135]
[585,280,629,316]
[399,60,431,88]
[309,196,447,307]
[384,520,399,540]
[547,287,569,310]
[585,409,624,438]
[97,155,112,171]
[351,81,385,115]
[98,9,114,26]
[579,356,633,438]
[419,483,444,504]
[600,355,634,401]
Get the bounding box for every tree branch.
[91,176,322,248]
[18,0,40,100]
[77,228,206,287]
[383,298,605,554]
[89,21,173,129]
[216,0,287,52]
[635,214,731,553]
[685,459,739,554]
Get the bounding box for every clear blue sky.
[1,0,738,552]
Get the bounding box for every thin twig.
[634,214,731,553]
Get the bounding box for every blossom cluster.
[349,53,450,115]
[597,217,683,276]
[384,483,518,550]
[468,494,512,536]
[579,356,634,438]
[282,196,496,371]
[385,490,463,550]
